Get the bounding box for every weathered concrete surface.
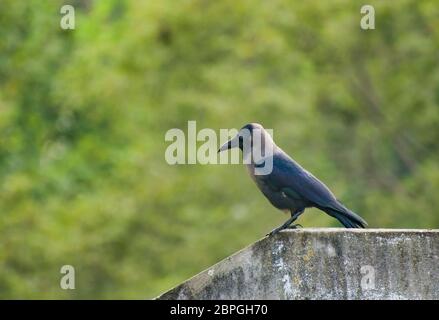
[157,229,439,300]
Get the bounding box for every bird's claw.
[266,228,282,237]
[266,225,299,237]
[266,224,303,236]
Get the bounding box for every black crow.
[218,123,367,236]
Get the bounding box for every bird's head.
[218,123,275,175]
[217,123,272,153]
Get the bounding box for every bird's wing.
[260,154,343,211]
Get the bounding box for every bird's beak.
[218,136,238,153]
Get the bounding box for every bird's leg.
[286,209,305,229]
[266,209,304,236]
[266,216,295,237]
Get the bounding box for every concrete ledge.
[157,229,439,300]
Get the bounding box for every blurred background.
[0,0,438,299]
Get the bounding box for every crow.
[218,123,367,236]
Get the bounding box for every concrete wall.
[157,229,439,300]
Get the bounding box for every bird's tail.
[323,202,368,228]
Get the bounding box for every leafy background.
[0,0,438,298]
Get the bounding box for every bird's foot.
[287,224,302,229]
[266,226,284,237]
[266,224,300,237]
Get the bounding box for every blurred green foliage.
[0,0,438,299]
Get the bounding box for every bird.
[218,123,367,236]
